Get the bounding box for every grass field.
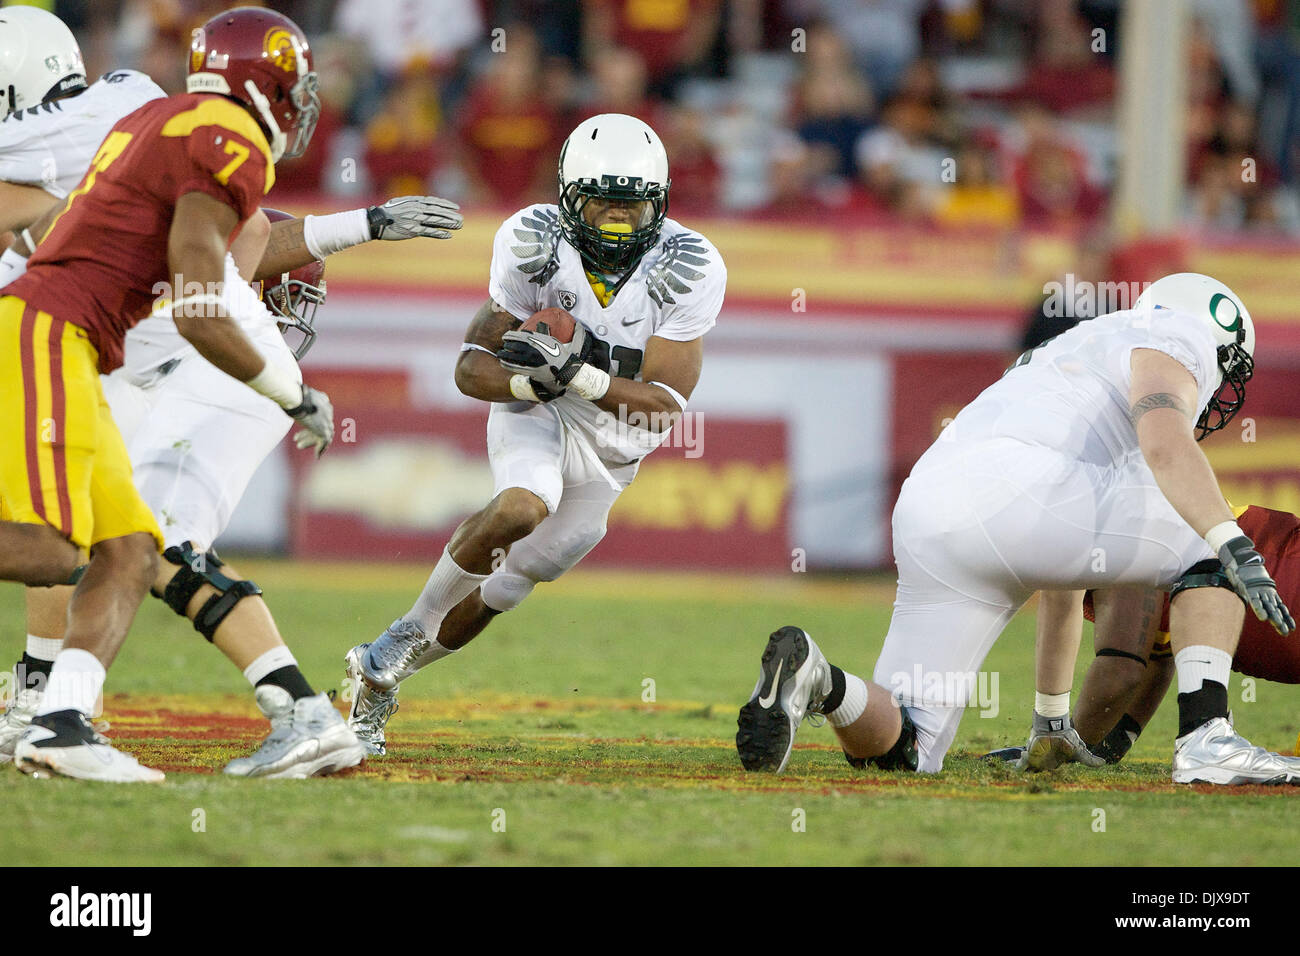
[2,560,1298,867]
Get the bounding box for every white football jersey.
[488,204,725,467]
[0,70,164,198]
[938,306,1220,467]
[122,253,297,388]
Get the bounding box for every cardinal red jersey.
[5,93,274,373]
[1232,505,1300,682]
[1083,504,1300,682]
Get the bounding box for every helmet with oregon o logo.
[557,113,670,274]
[1134,272,1255,440]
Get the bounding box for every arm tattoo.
[1128,392,1191,427]
[264,219,305,258]
[464,300,521,351]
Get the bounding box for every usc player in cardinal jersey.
[0,7,336,782]
[998,504,1300,768]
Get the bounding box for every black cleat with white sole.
[736,626,830,773]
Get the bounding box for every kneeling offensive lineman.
[343,113,726,754]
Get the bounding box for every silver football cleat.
[15,709,164,783]
[357,619,431,691]
[1172,715,1300,785]
[0,686,42,763]
[344,643,400,756]
[1015,710,1106,771]
[736,626,831,773]
[223,686,366,779]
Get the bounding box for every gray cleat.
[1015,710,1106,771]
[0,686,42,763]
[1172,715,1300,785]
[344,643,400,756]
[736,626,832,773]
[358,619,431,691]
[224,686,365,779]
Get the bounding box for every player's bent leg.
[149,542,363,777]
[350,491,546,694]
[16,533,164,783]
[0,585,76,762]
[0,522,81,586]
[1168,580,1300,784]
[63,533,158,667]
[735,625,912,773]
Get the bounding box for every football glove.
[497,323,592,392]
[1217,535,1295,635]
[285,384,335,459]
[1014,711,1106,771]
[367,196,462,241]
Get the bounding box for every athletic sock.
[35,649,105,717]
[1173,645,1233,695]
[242,646,298,687]
[403,548,490,636]
[1094,713,1143,763]
[27,633,63,663]
[821,664,847,714]
[1177,680,1229,739]
[825,669,869,728]
[256,665,315,701]
[410,638,458,674]
[1035,691,1070,718]
[18,650,55,690]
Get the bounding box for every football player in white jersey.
[0,7,164,245]
[734,273,1296,785]
[343,113,726,755]
[0,8,462,777]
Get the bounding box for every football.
[521,307,576,343]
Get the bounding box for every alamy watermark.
[887,665,1000,718]
[593,404,704,458]
[1042,275,1152,319]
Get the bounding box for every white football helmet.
[1134,272,1255,439]
[557,113,670,273]
[0,6,86,117]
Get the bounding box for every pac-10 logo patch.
[558,290,577,310]
[265,28,299,73]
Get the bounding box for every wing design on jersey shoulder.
[510,207,562,287]
[1,100,64,124]
[642,233,711,307]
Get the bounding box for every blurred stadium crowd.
[40,0,1300,233]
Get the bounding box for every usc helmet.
[186,7,319,163]
[261,209,326,361]
[0,6,86,116]
[1134,272,1255,440]
[557,114,670,274]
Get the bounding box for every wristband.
[650,381,688,413]
[170,293,225,317]
[246,361,305,409]
[0,246,29,284]
[509,374,542,403]
[1205,520,1245,555]
[568,364,611,401]
[302,208,371,259]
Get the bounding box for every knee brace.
[845,709,919,772]
[1169,558,1233,603]
[154,542,263,642]
[480,570,536,612]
